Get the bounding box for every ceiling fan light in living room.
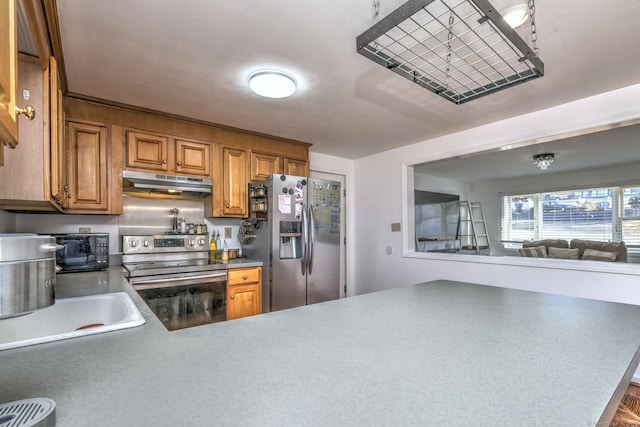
[533,153,554,170]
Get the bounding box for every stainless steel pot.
[0,234,59,319]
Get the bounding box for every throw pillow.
[548,247,580,260]
[519,245,548,258]
[582,249,618,262]
[522,239,569,249]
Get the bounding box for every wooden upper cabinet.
[250,151,281,181]
[50,56,68,209]
[175,138,210,176]
[284,158,309,177]
[0,0,18,161]
[127,131,169,172]
[126,131,212,177]
[222,146,247,217]
[67,121,108,210]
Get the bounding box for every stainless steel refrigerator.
[243,174,341,312]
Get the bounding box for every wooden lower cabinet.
[227,267,262,320]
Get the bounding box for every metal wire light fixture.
[356,0,544,104]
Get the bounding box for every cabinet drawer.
[228,267,261,285]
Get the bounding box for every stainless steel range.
[122,234,227,331]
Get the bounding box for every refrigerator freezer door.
[306,177,341,305]
[271,175,308,311]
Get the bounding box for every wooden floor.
[628,383,640,398]
[611,382,640,426]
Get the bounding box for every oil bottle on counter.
[209,231,217,261]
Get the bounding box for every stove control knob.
[142,240,150,247]
[188,239,195,246]
[129,240,138,248]
[198,238,206,246]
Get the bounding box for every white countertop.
[1,269,640,426]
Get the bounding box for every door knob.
[15,105,35,120]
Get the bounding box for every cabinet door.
[127,131,169,172]
[222,146,247,217]
[50,56,68,209]
[250,151,281,181]
[175,138,211,177]
[227,283,262,320]
[68,122,108,210]
[0,0,18,161]
[284,158,309,177]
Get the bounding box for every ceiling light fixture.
[533,153,554,170]
[248,70,297,99]
[501,4,528,28]
[356,0,543,105]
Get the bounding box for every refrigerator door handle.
[301,202,307,275]
[308,204,315,275]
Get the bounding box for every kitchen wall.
[351,83,640,306]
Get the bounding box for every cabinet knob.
[230,295,235,300]
[177,161,182,166]
[242,275,248,280]
[15,105,35,120]
[225,204,230,208]
[162,159,167,164]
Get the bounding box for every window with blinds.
[501,186,638,248]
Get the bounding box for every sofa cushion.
[582,249,618,262]
[570,239,627,263]
[548,247,580,260]
[522,239,569,252]
[519,245,548,258]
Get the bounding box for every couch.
[520,239,627,262]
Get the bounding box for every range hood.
[122,170,212,198]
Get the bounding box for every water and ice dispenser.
[279,221,302,259]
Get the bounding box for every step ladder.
[458,201,490,255]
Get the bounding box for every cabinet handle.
[15,105,35,120]
[177,161,182,166]
[162,159,167,164]
[230,295,235,299]
[242,275,248,280]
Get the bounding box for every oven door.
[132,271,227,331]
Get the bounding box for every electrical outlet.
[79,227,91,233]
[224,227,232,239]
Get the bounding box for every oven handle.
[131,272,227,287]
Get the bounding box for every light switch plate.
[79,227,91,233]
[224,227,232,239]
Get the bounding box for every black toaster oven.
[52,233,109,273]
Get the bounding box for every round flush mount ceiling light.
[248,70,297,99]
[501,4,528,29]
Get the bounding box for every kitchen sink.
[0,292,145,351]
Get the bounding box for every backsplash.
[2,196,242,262]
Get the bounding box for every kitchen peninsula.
[1,269,640,426]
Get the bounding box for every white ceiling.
[55,0,640,160]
